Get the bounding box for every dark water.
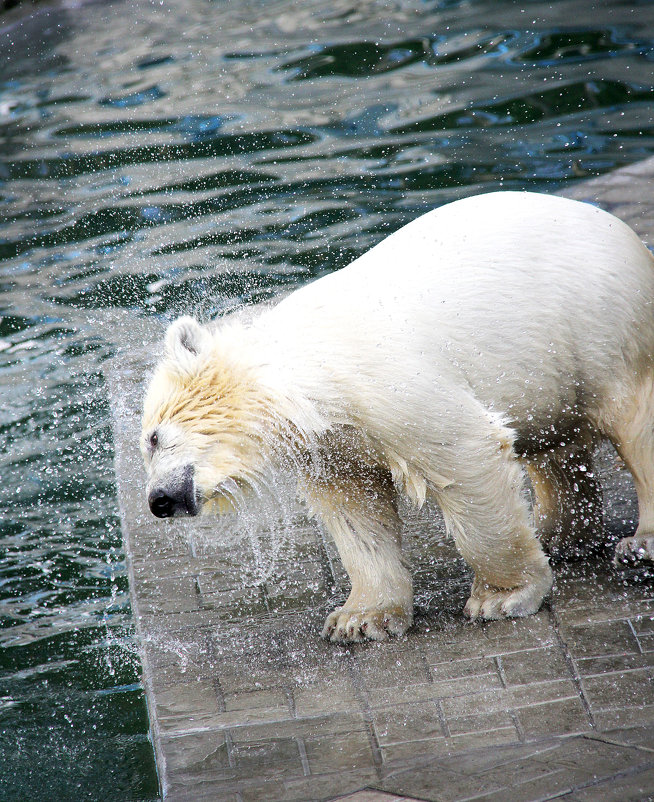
[1,0,654,798]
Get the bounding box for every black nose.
[149,489,176,518]
[148,467,198,518]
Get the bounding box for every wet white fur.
[143,191,654,642]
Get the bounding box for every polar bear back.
[255,191,654,437]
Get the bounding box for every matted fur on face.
[141,317,274,518]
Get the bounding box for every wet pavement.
[110,162,654,801]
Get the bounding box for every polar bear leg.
[524,443,603,558]
[300,459,413,643]
[435,425,552,621]
[603,377,654,564]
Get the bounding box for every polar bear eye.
[150,431,159,449]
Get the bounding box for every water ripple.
[2,0,654,796]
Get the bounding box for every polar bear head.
[141,317,275,518]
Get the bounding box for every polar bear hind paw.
[464,582,549,621]
[614,534,654,566]
[322,605,413,643]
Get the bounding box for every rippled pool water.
[1,0,653,797]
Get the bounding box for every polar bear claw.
[614,534,654,565]
[322,605,413,643]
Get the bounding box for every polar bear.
[141,191,654,643]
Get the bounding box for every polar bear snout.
[147,465,199,518]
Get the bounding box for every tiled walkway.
[110,161,654,801]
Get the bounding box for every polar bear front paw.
[322,605,413,643]
[614,534,654,565]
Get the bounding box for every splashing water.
[2,0,654,797]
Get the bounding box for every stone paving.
[109,160,654,801]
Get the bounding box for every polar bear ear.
[164,316,211,374]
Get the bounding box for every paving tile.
[575,652,651,677]
[446,615,558,662]
[215,692,295,730]
[594,704,654,730]
[156,679,223,735]
[372,701,445,745]
[264,560,327,613]
[474,610,556,642]
[154,681,296,732]
[446,710,516,736]
[553,565,654,624]
[176,707,299,731]
[148,663,212,702]
[214,667,291,695]
[432,674,503,699]
[135,575,200,615]
[409,734,651,802]
[440,687,512,718]
[137,607,238,633]
[497,646,571,686]
[515,697,591,737]
[223,688,289,713]
[509,678,580,708]
[394,678,552,721]
[557,619,642,659]
[631,615,654,636]
[418,637,498,667]
[379,737,449,766]
[419,613,557,666]
[379,730,654,802]
[197,584,269,619]
[335,791,425,802]
[464,768,572,802]
[556,600,654,626]
[230,735,305,778]
[353,644,431,690]
[369,672,504,710]
[228,711,369,743]
[161,730,233,778]
[599,723,654,748]
[563,766,654,802]
[141,629,215,674]
[428,655,499,682]
[235,778,289,802]
[581,667,654,712]
[164,778,241,802]
[380,758,506,801]
[193,563,265,593]
[304,729,376,774]
[281,771,381,802]
[364,682,435,710]
[427,673,505,700]
[131,555,206,580]
[534,731,642,774]
[209,618,345,690]
[455,751,565,791]
[293,678,362,717]
[128,527,192,563]
[438,726,521,755]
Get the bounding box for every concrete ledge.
[109,160,654,802]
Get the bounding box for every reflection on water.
[1,0,653,797]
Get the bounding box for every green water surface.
[1,0,654,798]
